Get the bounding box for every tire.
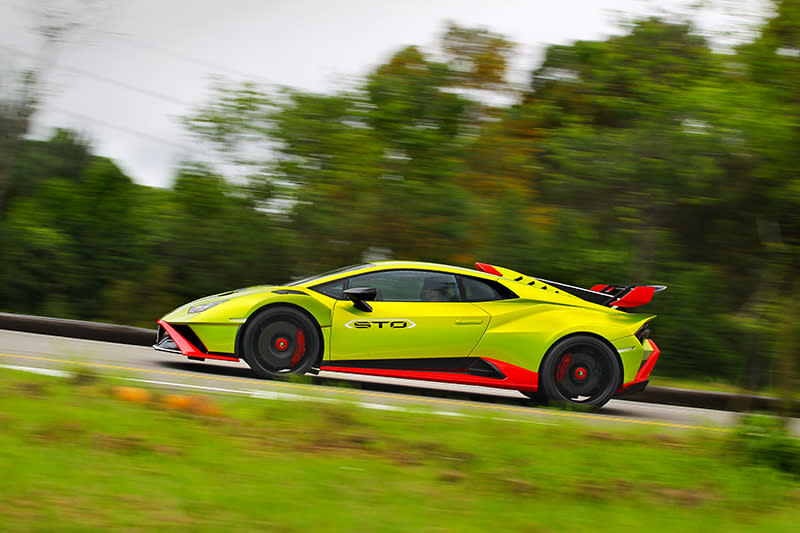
[539,335,621,410]
[241,306,321,379]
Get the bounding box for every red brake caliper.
[289,328,306,367]
[556,353,572,383]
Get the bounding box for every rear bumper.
[154,320,239,362]
[616,339,660,396]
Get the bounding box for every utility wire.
[0,43,193,107]
[107,32,279,87]
[1,0,279,86]
[44,105,196,152]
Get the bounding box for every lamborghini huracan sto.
[154,261,664,409]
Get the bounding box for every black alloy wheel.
[242,306,320,379]
[539,335,621,409]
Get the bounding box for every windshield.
[286,263,373,286]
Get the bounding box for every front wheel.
[241,306,320,379]
[539,335,621,410]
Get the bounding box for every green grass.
[1,368,798,532]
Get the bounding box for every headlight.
[188,299,229,314]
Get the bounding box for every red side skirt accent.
[320,357,539,392]
[158,320,239,362]
[616,339,660,394]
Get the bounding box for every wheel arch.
[235,302,326,367]
[537,331,624,390]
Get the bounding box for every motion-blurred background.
[1,0,798,393]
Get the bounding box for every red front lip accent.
[320,357,539,392]
[617,339,660,394]
[157,320,239,362]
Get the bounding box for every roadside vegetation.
[1,368,798,531]
[2,1,800,397]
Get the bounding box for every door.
[328,270,490,360]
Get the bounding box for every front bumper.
[616,339,660,396]
[154,320,239,362]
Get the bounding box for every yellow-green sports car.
[154,261,664,409]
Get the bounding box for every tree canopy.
[3,6,800,390]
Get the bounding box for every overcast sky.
[0,0,769,188]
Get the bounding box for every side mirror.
[343,287,378,312]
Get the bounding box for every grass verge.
[0,368,798,532]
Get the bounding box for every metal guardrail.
[0,312,797,414]
[0,312,155,347]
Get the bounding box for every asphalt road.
[2,329,798,435]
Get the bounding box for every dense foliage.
[2,2,800,389]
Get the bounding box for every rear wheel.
[539,335,621,409]
[242,306,320,379]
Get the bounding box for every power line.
[0,43,193,107]
[107,33,280,87]
[1,0,280,87]
[42,105,196,152]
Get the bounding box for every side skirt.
[319,357,539,392]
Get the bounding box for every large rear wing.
[475,262,666,309]
[544,280,666,308]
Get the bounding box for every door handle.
[455,319,483,325]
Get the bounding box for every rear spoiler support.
[474,261,665,309]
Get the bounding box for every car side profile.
[154,261,664,409]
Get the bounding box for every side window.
[460,276,515,302]
[312,278,346,299]
[348,270,461,302]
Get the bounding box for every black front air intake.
[171,325,209,353]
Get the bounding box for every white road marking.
[493,417,557,425]
[0,364,73,378]
[357,402,404,411]
[0,362,512,421]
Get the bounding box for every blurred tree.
[166,164,292,298]
[527,19,725,260]
[0,179,79,316]
[363,45,480,260]
[505,18,761,379]
[269,90,383,273]
[0,71,36,218]
[7,129,92,203]
[1,0,100,217]
[184,37,487,270]
[11,10,780,391]
[440,22,516,93]
[68,157,146,317]
[365,45,476,183]
[0,150,148,318]
[732,0,800,393]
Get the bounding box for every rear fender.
[537,331,625,388]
